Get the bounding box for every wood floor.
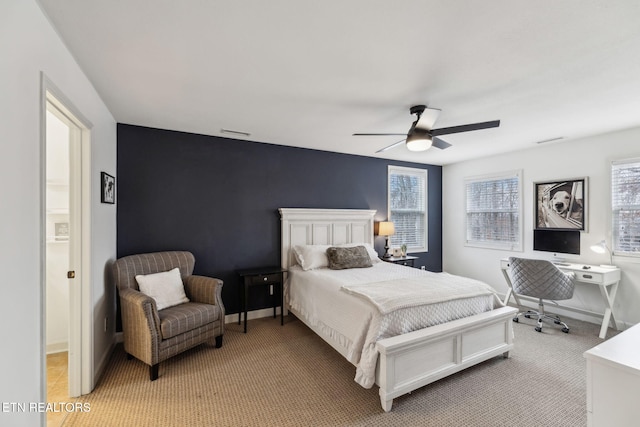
[47,352,75,427]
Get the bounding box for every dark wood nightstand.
[236,266,286,333]
[381,255,418,268]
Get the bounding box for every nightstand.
[236,266,286,333]
[381,255,418,268]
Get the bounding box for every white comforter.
[287,262,502,388]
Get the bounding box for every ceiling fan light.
[406,134,433,151]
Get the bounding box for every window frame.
[387,165,428,253]
[611,158,640,258]
[464,170,523,251]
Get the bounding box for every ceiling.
[37,0,640,165]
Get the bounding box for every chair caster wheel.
[524,314,531,319]
[562,328,569,333]
[512,317,519,323]
[535,327,542,332]
[554,320,561,325]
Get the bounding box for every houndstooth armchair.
[113,251,225,380]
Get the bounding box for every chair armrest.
[185,275,225,310]
[118,288,162,365]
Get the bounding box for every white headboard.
[279,208,377,269]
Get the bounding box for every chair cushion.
[158,302,221,340]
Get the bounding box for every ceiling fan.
[353,105,500,153]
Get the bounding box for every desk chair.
[509,257,575,333]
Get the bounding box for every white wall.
[0,1,116,426]
[443,127,640,330]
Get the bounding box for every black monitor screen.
[533,229,580,255]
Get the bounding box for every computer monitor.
[533,229,580,255]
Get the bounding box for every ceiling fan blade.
[432,137,452,150]
[430,120,500,136]
[353,133,407,136]
[415,108,441,131]
[375,139,406,153]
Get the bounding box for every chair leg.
[512,302,570,333]
[215,335,223,348]
[150,364,159,381]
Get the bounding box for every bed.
[280,208,517,412]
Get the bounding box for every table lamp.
[590,240,616,268]
[378,221,395,258]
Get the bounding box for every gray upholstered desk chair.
[509,257,575,333]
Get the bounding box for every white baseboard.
[224,307,282,325]
[499,292,629,331]
[94,339,116,385]
[113,308,282,344]
[46,341,68,354]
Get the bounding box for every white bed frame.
[279,208,517,412]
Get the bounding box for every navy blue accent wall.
[117,124,442,315]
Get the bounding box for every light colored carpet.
[63,314,613,426]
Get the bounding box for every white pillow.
[135,267,189,310]
[292,242,381,270]
[293,245,331,270]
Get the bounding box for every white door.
[43,85,92,399]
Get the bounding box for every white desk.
[500,258,621,339]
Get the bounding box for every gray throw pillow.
[326,246,373,270]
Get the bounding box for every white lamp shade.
[590,240,607,254]
[378,221,395,236]
[590,240,616,268]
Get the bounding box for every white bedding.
[287,262,503,388]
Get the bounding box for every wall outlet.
[421,266,426,270]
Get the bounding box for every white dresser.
[584,323,640,426]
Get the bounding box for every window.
[612,159,640,256]
[388,166,428,252]
[465,170,522,251]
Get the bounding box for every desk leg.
[598,282,619,339]
[501,268,522,307]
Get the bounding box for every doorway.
[41,75,93,422]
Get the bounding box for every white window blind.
[465,171,522,251]
[388,166,428,252]
[612,159,640,256]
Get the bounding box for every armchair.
[112,251,225,380]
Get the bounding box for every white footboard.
[375,306,517,412]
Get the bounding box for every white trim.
[610,158,640,258]
[387,165,429,253]
[464,169,523,252]
[46,342,69,355]
[41,73,94,399]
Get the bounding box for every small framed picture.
[535,178,587,230]
[101,172,115,204]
